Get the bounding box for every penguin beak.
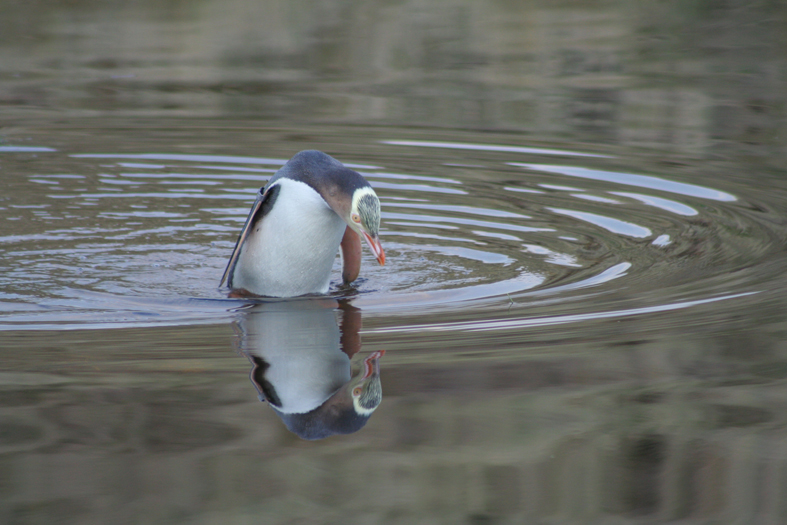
[361,231,385,266]
[352,350,384,414]
[362,350,385,379]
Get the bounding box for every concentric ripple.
[0,131,783,329]
[352,140,775,315]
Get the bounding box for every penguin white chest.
[233,179,347,297]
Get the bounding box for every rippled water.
[4,1,787,523]
[2,126,781,328]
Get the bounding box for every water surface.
[2,1,787,524]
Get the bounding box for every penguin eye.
[351,213,361,223]
[353,386,362,397]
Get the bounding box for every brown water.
[3,1,787,523]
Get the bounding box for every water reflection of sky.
[514,164,737,202]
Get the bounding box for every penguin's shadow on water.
[231,298,384,441]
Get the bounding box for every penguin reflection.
[235,299,383,440]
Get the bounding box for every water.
[3,1,787,523]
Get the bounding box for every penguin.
[220,150,385,297]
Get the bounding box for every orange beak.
[362,350,385,378]
[361,231,385,265]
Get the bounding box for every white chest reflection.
[234,298,383,440]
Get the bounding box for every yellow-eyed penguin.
[220,150,385,297]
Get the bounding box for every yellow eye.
[351,213,361,223]
[353,387,362,396]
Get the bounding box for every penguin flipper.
[219,184,281,289]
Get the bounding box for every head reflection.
[235,299,383,440]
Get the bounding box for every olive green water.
[2,1,787,524]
